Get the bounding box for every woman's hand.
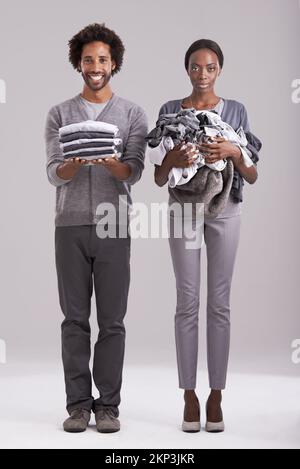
[154,143,198,187]
[165,143,198,169]
[199,137,258,184]
[198,137,242,164]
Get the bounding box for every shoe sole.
[63,428,87,433]
[97,428,120,433]
[182,429,200,433]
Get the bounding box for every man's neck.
[81,84,113,104]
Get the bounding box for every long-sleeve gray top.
[45,93,148,226]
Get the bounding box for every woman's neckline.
[179,97,226,118]
[180,97,224,111]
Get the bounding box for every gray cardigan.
[45,94,148,226]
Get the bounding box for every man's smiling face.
[79,41,115,92]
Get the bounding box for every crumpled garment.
[169,158,234,218]
[147,110,229,189]
[147,109,255,215]
[146,109,200,147]
[147,109,252,184]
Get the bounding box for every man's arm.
[116,106,148,184]
[45,106,77,186]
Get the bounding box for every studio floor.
[0,361,299,449]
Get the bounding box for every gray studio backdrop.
[0,0,299,376]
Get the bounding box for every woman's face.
[187,48,221,93]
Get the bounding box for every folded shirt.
[59,131,116,143]
[59,119,119,138]
[64,148,116,160]
[61,137,122,150]
[63,142,116,154]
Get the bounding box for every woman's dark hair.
[68,23,125,75]
[184,39,224,71]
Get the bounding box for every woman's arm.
[155,156,173,187]
[234,104,258,184]
[229,147,258,184]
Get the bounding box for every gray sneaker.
[95,408,120,433]
[63,408,91,433]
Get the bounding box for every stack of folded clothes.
[59,120,122,162]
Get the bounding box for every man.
[45,23,147,433]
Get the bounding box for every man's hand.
[91,156,132,181]
[57,157,88,180]
[91,155,118,168]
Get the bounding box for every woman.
[154,39,261,432]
